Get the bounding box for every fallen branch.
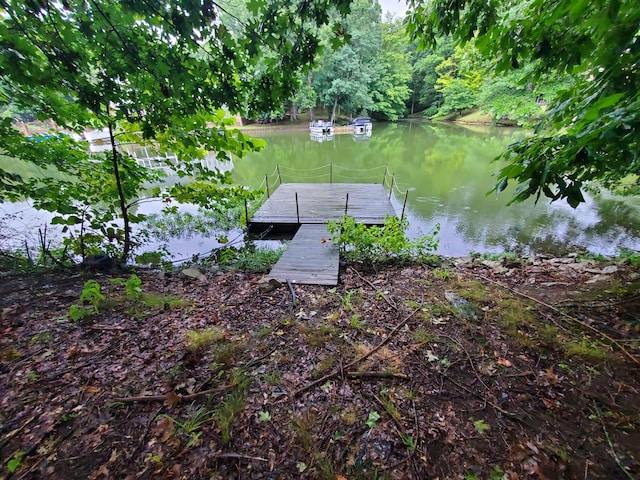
[349,266,397,310]
[592,400,638,480]
[345,371,408,380]
[0,415,36,451]
[112,384,236,405]
[286,279,297,309]
[214,452,268,462]
[294,308,418,397]
[443,374,526,424]
[471,273,640,367]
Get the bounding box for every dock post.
[277,165,282,185]
[382,164,388,187]
[388,174,395,199]
[295,192,300,224]
[244,198,249,225]
[330,162,333,184]
[401,190,408,221]
[265,174,270,198]
[345,193,349,215]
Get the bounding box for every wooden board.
[267,224,339,286]
[249,183,396,233]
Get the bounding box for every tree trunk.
[331,97,338,124]
[291,105,298,121]
[107,120,131,264]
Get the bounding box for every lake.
[232,121,640,257]
[2,120,639,259]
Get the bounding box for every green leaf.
[366,410,381,428]
[473,418,490,434]
[7,452,25,473]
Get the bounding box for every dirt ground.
[1,256,639,479]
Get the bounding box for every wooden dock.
[250,183,397,286]
[248,183,396,236]
[267,224,339,285]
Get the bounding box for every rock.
[181,267,207,282]
[601,265,618,275]
[83,254,115,272]
[455,256,475,268]
[584,268,605,274]
[482,260,508,274]
[502,258,524,269]
[257,278,283,293]
[566,262,591,272]
[549,257,576,264]
[586,274,611,284]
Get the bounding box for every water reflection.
[233,122,640,256]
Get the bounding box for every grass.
[300,323,339,348]
[216,388,247,444]
[211,340,244,366]
[185,327,226,353]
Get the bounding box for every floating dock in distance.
[248,183,396,238]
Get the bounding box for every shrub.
[326,215,439,264]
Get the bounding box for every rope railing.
[249,162,411,222]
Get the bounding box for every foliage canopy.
[407,0,640,206]
[0,0,353,262]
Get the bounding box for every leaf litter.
[0,256,639,479]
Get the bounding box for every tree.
[0,0,353,262]
[407,0,640,206]
[433,44,483,116]
[313,0,383,120]
[408,37,454,116]
[368,20,412,121]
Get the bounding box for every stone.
[482,260,508,274]
[586,274,611,284]
[181,267,207,282]
[257,278,283,293]
[455,256,475,268]
[601,265,618,275]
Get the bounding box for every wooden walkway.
[267,224,339,285]
[248,183,395,236]
[252,183,397,286]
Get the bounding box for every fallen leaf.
[497,357,512,367]
[67,345,81,359]
[153,416,175,442]
[164,391,181,408]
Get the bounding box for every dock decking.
[251,183,397,286]
[248,183,395,236]
[267,224,339,285]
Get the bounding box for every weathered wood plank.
[249,183,396,234]
[268,224,339,286]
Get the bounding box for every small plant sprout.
[68,279,105,321]
[366,410,381,429]
[473,418,490,435]
[7,451,25,473]
[125,273,143,300]
[401,433,416,451]
[258,410,271,423]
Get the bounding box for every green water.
[233,121,640,256]
[2,121,638,258]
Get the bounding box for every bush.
[326,215,439,265]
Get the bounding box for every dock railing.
[245,163,410,225]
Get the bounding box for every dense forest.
[255,0,571,126]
